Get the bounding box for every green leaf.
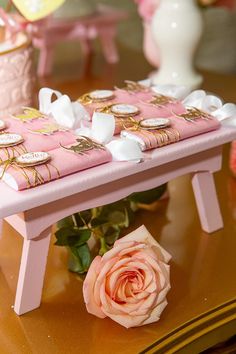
[54,227,91,247]
[73,229,91,247]
[74,210,92,226]
[99,237,109,256]
[55,227,77,246]
[104,226,120,246]
[69,243,91,274]
[68,251,83,273]
[90,217,108,228]
[57,217,74,229]
[128,184,167,204]
[78,244,91,270]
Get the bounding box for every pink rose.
[83,225,171,328]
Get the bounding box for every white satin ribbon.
[39,87,90,129]
[182,89,236,125]
[137,80,190,100]
[76,112,143,163]
[151,84,190,100]
[76,112,115,144]
[212,103,236,126]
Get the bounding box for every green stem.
[99,237,108,256]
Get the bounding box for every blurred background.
[1,0,235,75]
[41,0,236,75]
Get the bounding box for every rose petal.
[115,225,171,263]
[83,256,106,318]
[94,257,119,305]
[103,311,150,329]
[142,300,168,326]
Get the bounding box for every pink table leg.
[80,38,93,58]
[192,171,223,233]
[37,44,55,77]
[98,25,119,64]
[14,227,51,315]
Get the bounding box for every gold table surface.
[0,46,236,354]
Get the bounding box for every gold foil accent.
[175,107,212,123]
[61,136,106,155]
[116,80,150,93]
[149,94,176,106]
[28,123,68,136]
[13,107,46,123]
[78,93,95,105]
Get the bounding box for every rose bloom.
[83,225,171,328]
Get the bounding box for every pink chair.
[27,5,128,76]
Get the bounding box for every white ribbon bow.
[76,112,143,163]
[138,80,191,100]
[39,87,90,129]
[151,84,191,100]
[182,90,236,125]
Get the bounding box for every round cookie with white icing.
[89,90,114,102]
[111,104,140,117]
[16,152,51,167]
[0,133,24,147]
[139,118,171,130]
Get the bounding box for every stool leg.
[80,38,92,58]
[14,227,51,315]
[192,171,223,233]
[38,45,54,77]
[98,27,119,64]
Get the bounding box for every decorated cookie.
[139,118,171,130]
[88,90,114,102]
[0,133,24,147]
[110,104,140,117]
[15,152,51,167]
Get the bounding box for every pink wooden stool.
[27,5,128,76]
[0,126,236,315]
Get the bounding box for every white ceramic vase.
[151,0,203,90]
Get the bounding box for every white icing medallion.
[0,133,24,147]
[111,104,139,117]
[16,152,51,167]
[0,119,6,131]
[139,118,171,130]
[89,90,114,102]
